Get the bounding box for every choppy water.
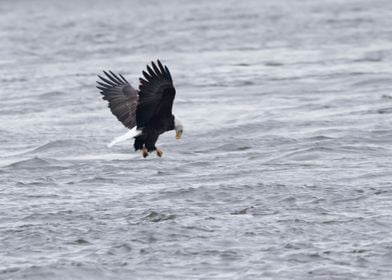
[1,0,392,279]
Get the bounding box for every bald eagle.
[96,60,183,158]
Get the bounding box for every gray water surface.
[1,0,392,279]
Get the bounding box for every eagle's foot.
[142,148,149,158]
[156,148,163,157]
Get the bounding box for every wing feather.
[97,75,117,87]
[136,60,175,128]
[119,74,129,84]
[97,71,138,129]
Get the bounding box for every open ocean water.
[1,0,392,279]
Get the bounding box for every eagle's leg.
[156,148,163,157]
[142,147,149,158]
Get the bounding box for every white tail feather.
[107,127,142,148]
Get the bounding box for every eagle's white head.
[174,117,183,139]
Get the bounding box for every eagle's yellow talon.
[142,148,149,158]
[156,148,163,157]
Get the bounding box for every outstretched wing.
[97,71,138,129]
[137,60,175,128]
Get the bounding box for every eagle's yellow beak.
[176,130,182,140]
